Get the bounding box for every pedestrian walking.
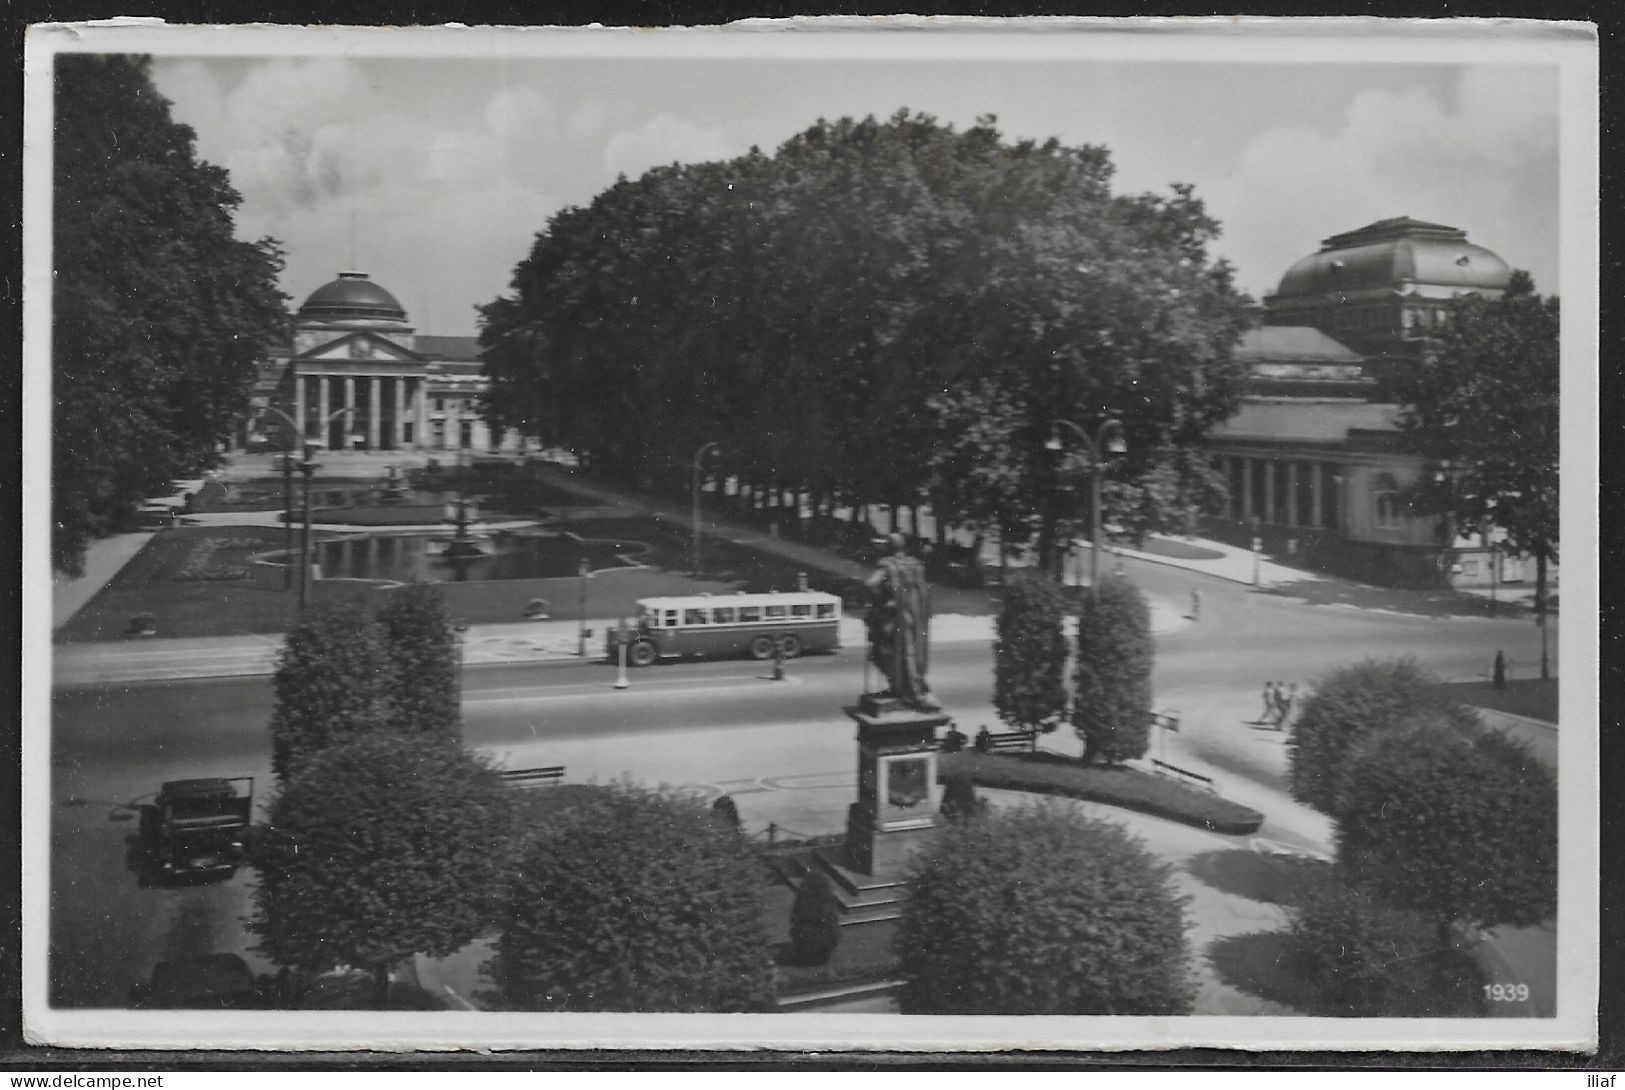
[1190,588,1202,621]
[1271,682,1289,729]
[1259,681,1276,724]
[1279,683,1299,731]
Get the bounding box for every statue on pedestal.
[864,533,939,712]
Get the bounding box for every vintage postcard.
[22,16,1599,1054]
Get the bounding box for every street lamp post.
[251,405,356,609]
[691,441,720,576]
[578,557,591,658]
[279,450,294,591]
[1047,418,1126,597]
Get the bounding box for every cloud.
[603,113,741,181]
[1207,65,1559,300]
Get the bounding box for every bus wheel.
[629,641,658,667]
[749,635,776,660]
[778,634,802,658]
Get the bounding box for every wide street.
[47,551,1559,1012]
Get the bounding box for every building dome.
[1271,217,1512,302]
[296,271,408,324]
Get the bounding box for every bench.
[500,765,566,788]
[974,730,1037,754]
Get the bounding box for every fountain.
[438,494,490,560]
[377,464,411,506]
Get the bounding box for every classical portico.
[244,270,525,456]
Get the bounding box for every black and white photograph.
[22,17,1599,1054]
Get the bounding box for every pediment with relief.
[301,331,419,363]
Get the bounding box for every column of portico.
[447,394,461,451]
[343,376,356,450]
[1240,456,1253,523]
[1285,462,1298,527]
[1263,460,1276,524]
[317,375,330,448]
[416,379,430,451]
[293,368,306,437]
[368,377,382,449]
[1312,464,1326,529]
[395,377,407,449]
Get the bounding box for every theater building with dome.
[1203,216,1529,589]
[240,270,527,457]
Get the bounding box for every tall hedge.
[1336,717,1557,939]
[1071,576,1154,763]
[993,568,1070,733]
[788,869,843,967]
[375,582,462,742]
[894,803,1193,1015]
[491,784,772,1012]
[1288,658,1482,817]
[269,600,389,781]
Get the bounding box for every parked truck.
[139,776,253,879]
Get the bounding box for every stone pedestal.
[843,694,950,876]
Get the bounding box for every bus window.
[663,610,679,627]
[790,604,812,618]
[739,606,762,622]
[765,604,787,620]
[816,603,836,619]
[712,607,736,624]
[684,609,709,625]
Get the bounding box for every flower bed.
[939,750,1264,835]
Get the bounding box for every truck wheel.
[629,640,657,667]
[749,635,776,660]
[778,634,802,658]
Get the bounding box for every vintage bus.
[606,591,843,666]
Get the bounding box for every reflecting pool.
[308,530,647,583]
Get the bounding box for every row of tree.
[479,110,1254,566]
[52,54,287,575]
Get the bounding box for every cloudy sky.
[146,30,1562,338]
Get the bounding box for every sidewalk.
[51,604,1189,687]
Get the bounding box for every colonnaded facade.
[1205,216,1533,589]
[238,271,527,457]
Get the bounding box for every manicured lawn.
[54,525,375,642]
[939,750,1264,835]
[1447,678,1557,723]
[1135,536,1226,561]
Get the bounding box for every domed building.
[240,271,527,456]
[1203,217,1525,589]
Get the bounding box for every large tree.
[1397,274,1559,671]
[480,112,1249,541]
[1288,658,1483,818]
[490,784,772,1012]
[895,803,1193,1015]
[250,733,514,1007]
[53,54,286,574]
[1336,717,1557,944]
